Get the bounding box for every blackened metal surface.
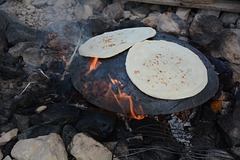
[70,32,219,115]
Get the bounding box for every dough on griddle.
[125,40,208,100]
[79,27,156,58]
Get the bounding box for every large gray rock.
[54,0,76,8]
[157,12,188,36]
[0,128,18,146]
[74,4,93,21]
[227,62,240,82]
[190,30,240,64]
[22,47,44,67]
[189,14,222,38]
[197,9,220,18]
[11,133,68,160]
[176,7,191,20]
[86,14,112,35]
[8,42,38,57]
[3,155,12,160]
[78,0,107,12]
[68,133,119,160]
[142,12,161,28]
[102,3,124,21]
[220,12,240,27]
[130,6,150,19]
[5,23,46,46]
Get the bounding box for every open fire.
[1,0,239,159]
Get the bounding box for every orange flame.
[109,75,123,86]
[210,92,225,112]
[108,75,146,120]
[85,57,102,76]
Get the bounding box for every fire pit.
[70,31,219,117]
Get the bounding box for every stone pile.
[0,0,240,160]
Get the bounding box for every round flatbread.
[125,40,208,100]
[79,27,156,58]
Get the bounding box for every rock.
[13,114,30,132]
[74,4,93,21]
[190,30,240,64]
[104,142,129,157]
[231,146,240,157]
[61,125,77,147]
[189,14,222,38]
[3,155,12,160]
[142,12,161,28]
[206,149,234,159]
[178,36,188,42]
[227,63,240,82]
[237,19,240,29]
[217,114,240,147]
[231,29,240,44]
[86,14,112,35]
[0,128,18,146]
[68,133,119,160]
[220,12,240,27]
[123,11,131,19]
[54,0,76,8]
[207,56,233,90]
[11,133,68,160]
[102,3,124,21]
[31,104,80,126]
[78,0,107,12]
[5,22,46,46]
[75,110,115,140]
[31,0,48,8]
[197,9,220,18]
[157,12,188,36]
[18,124,61,140]
[176,7,191,20]
[22,47,44,67]
[131,6,150,19]
[8,42,38,57]
[35,105,47,114]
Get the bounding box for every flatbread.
[125,40,208,100]
[79,27,156,58]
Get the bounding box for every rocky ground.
[0,0,240,160]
